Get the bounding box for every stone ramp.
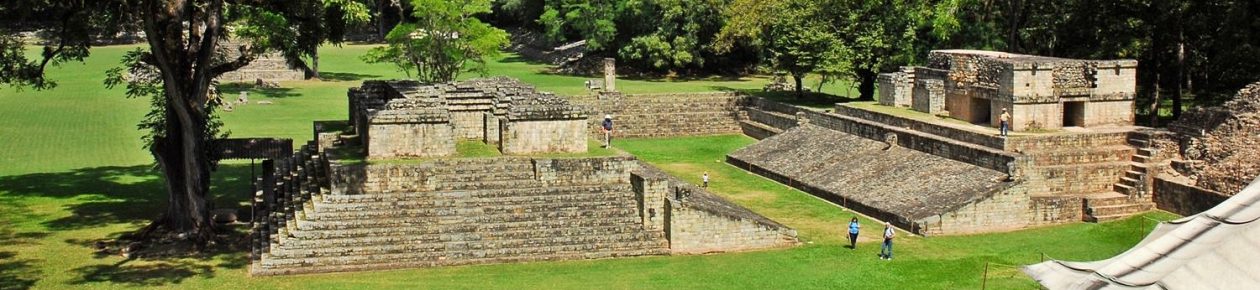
[727,124,1012,233]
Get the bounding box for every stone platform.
[250,142,797,275]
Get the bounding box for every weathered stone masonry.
[252,149,798,275]
[883,50,1138,131]
[346,78,588,158]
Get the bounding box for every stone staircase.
[1082,131,1158,222]
[251,146,668,275]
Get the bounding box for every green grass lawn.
[0,45,1177,289]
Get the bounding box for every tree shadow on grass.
[69,260,214,287]
[0,164,257,231]
[318,71,383,82]
[0,164,258,287]
[498,55,554,66]
[0,229,49,290]
[217,84,302,99]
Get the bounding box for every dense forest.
[5,0,1258,118]
[480,0,1258,120]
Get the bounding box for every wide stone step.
[261,240,667,269]
[294,205,640,230]
[315,184,629,204]
[1082,192,1132,207]
[1088,203,1154,221]
[309,189,634,215]
[1124,170,1145,180]
[277,214,642,240]
[269,228,660,258]
[252,246,670,276]
[273,218,651,249]
[304,194,638,221]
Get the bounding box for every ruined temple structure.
[215,42,306,83]
[737,95,1167,235]
[248,77,798,275]
[346,77,588,157]
[880,50,1138,131]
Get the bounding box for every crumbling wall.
[631,163,798,253]
[1167,82,1260,194]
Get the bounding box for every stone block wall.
[631,163,798,253]
[915,184,1033,235]
[366,122,456,158]
[580,92,746,138]
[877,68,914,107]
[533,156,638,185]
[667,200,798,253]
[499,119,587,154]
[834,105,1006,150]
[1154,176,1229,216]
[912,79,946,115]
[631,172,669,232]
[451,111,488,139]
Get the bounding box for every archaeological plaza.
[238,49,1260,288]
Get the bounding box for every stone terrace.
[251,140,797,275]
[728,124,1014,234]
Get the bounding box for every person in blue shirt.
[601,114,614,148]
[847,217,860,249]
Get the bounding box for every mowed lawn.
[0,45,1175,289]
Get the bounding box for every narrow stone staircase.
[1083,132,1158,222]
[250,145,668,276]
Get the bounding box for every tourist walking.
[602,114,614,148]
[847,217,860,249]
[702,172,710,188]
[998,108,1011,137]
[879,222,895,260]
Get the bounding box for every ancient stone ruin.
[881,50,1138,131]
[347,77,588,157]
[215,42,306,83]
[249,78,798,275]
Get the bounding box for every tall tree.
[362,0,508,83]
[1,0,364,247]
[716,0,845,98]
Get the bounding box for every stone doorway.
[1063,101,1086,127]
[969,97,992,124]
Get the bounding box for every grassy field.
[0,44,1176,289]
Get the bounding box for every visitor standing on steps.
[999,108,1011,137]
[847,217,860,249]
[879,222,895,260]
[602,114,614,148]
[702,172,710,188]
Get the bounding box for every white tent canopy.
[1024,176,1260,290]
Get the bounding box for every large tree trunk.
[857,69,877,101]
[150,102,215,244]
[131,0,234,247]
[311,48,321,79]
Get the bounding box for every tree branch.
[207,44,257,79]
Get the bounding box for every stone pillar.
[603,58,617,92]
[630,172,668,232]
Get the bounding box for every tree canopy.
[363,0,509,83]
